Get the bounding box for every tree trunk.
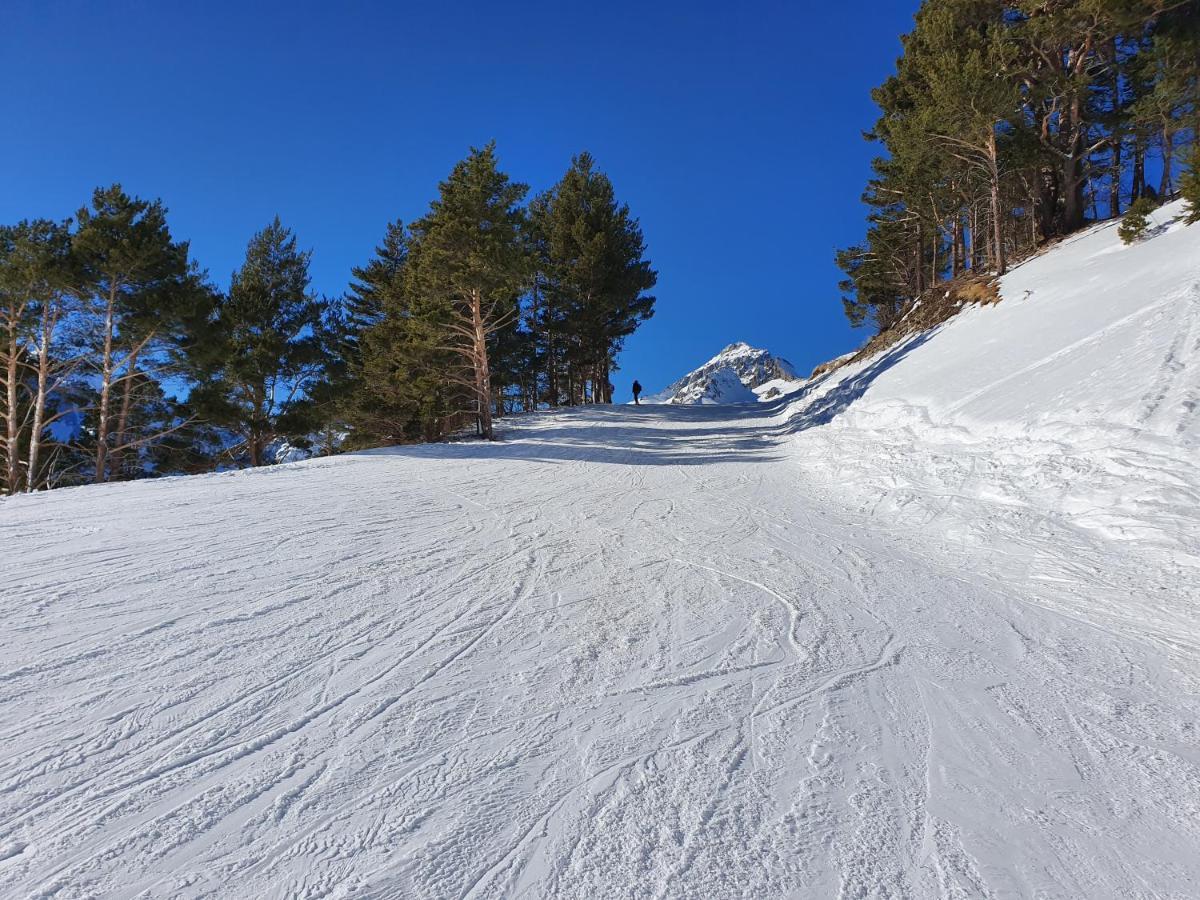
[111,346,141,480]
[984,208,994,272]
[1027,181,1038,248]
[915,226,926,295]
[1108,42,1123,219]
[538,275,557,408]
[547,329,558,407]
[4,328,19,495]
[471,289,494,441]
[1036,164,1060,242]
[1060,160,1086,234]
[1131,133,1146,201]
[930,227,939,288]
[951,217,962,279]
[26,306,54,493]
[1060,91,1088,234]
[969,205,980,270]
[94,290,117,484]
[1109,136,1123,219]
[1159,126,1174,197]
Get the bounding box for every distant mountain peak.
[645,343,798,405]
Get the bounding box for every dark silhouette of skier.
[632,380,643,405]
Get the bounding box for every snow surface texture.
[644,342,796,404]
[2,202,1199,898]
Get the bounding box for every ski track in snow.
[2,204,1199,898]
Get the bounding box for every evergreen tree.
[346,219,407,357]
[1119,196,1157,243]
[403,143,528,440]
[538,153,656,403]
[908,0,1020,274]
[0,223,37,493]
[71,185,210,483]
[342,220,433,442]
[15,221,76,493]
[342,216,475,444]
[193,218,325,466]
[527,192,566,405]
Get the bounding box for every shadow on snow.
[364,330,936,468]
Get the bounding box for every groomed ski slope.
[2,203,1199,899]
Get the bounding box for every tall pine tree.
[403,143,528,440]
[538,153,656,403]
[71,185,210,483]
[194,218,325,466]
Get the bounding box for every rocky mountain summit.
[645,342,798,404]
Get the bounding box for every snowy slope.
[645,342,796,404]
[798,200,1199,441]
[787,200,1199,556]
[1,203,1199,899]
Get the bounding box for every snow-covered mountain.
[645,341,798,404]
[2,201,1199,898]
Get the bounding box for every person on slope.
[632,380,643,405]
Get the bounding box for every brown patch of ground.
[810,274,1000,380]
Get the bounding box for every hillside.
[1,203,1198,898]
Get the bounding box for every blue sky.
[2,0,919,396]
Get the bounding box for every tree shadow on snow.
[776,329,938,434]
[371,404,784,467]
[360,331,935,468]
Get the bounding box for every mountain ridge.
[645,341,798,404]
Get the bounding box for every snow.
[752,377,804,401]
[644,342,796,404]
[2,202,1199,897]
[663,365,758,404]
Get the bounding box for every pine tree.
[354,307,456,443]
[909,0,1019,274]
[14,224,76,494]
[527,192,566,405]
[71,185,210,483]
[342,221,430,442]
[1118,197,1157,244]
[0,223,34,494]
[538,153,656,403]
[343,216,472,444]
[346,220,407,355]
[193,218,325,466]
[403,143,528,440]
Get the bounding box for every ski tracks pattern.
[1,401,1198,897]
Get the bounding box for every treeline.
[838,0,1200,330]
[0,144,655,493]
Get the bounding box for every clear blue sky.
[2,0,919,395]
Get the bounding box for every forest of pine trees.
[0,145,656,493]
[838,0,1200,331]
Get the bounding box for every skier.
[632,380,643,405]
